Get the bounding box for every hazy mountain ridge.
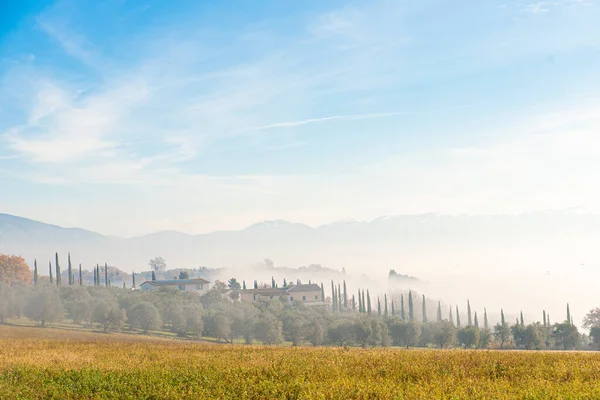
[2,211,600,275]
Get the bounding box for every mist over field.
[1,211,597,326]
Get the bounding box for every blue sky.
[1,0,599,236]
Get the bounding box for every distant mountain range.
[2,211,600,279]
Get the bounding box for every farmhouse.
[240,283,325,305]
[139,278,211,295]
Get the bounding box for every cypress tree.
[543,310,547,327]
[333,286,337,311]
[456,305,461,327]
[436,301,442,322]
[408,291,414,321]
[254,280,258,289]
[400,294,406,320]
[68,253,72,285]
[331,281,336,309]
[377,297,381,315]
[78,264,82,286]
[132,272,136,288]
[55,252,61,285]
[337,283,342,311]
[283,278,287,288]
[501,309,506,326]
[96,264,100,286]
[422,294,427,323]
[33,259,38,285]
[366,290,371,314]
[123,282,126,289]
[352,294,356,311]
[343,281,348,309]
[152,270,156,281]
[520,311,524,326]
[566,303,571,325]
[384,294,388,317]
[361,290,366,314]
[242,280,246,290]
[484,308,489,330]
[93,266,97,286]
[547,313,551,326]
[516,318,519,326]
[271,276,275,288]
[474,311,479,328]
[358,290,363,313]
[467,300,472,326]
[320,283,324,301]
[449,305,453,326]
[104,263,108,286]
[49,261,53,284]
[391,300,395,316]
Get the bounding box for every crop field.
[1,326,600,399]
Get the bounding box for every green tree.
[320,283,324,301]
[328,318,355,346]
[352,295,356,311]
[377,297,381,316]
[458,326,480,348]
[436,301,442,322]
[255,312,283,344]
[520,311,524,326]
[391,300,395,316]
[494,321,511,349]
[422,295,427,323]
[408,291,414,321]
[78,264,82,286]
[449,305,453,326]
[148,257,166,272]
[474,311,479,328]
[93,300,125,332]
[24,286,63,327]
[343,281,348,309]
[151,271,156,281]
[33,259,38,285]
[132,272,136,288]
[353,316,374,348]
[227,278,241,300]
[384,294,388,318]
[484,308,489,330]
[331,281,336,311]
[567,303,571,325]
[49,262,53,285]
[433,320,456,348]
[479,329,492,349]
[55,253,61,286]
[129,302,162,334]
[467,300,472,326]
[104,263,108,286]
[179,271,190,280]
[583,307,600,330]
[456,305,461,327]
[400,294,405,320]
[589,326,600,350]
[67,253,72,286]
[366,290,371,314]
[553,322,580,350]
[522,323,547,350]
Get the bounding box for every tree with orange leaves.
[0,254,33,284]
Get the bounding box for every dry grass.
[2,325,600,399]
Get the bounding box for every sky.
[1,0,600,237]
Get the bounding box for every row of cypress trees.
[32,253,113,287]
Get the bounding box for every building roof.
[242,284,322,294]
[242,288,287,295]
[286,283,321,293]
[141,278,210,286]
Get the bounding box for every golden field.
[1,325,600,399]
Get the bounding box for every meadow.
[1,325,600,400]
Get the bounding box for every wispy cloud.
[243,112,406,132]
